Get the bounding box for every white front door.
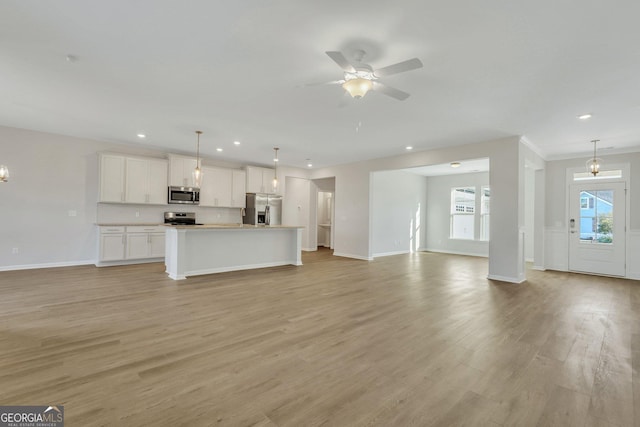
[568,182,626,276]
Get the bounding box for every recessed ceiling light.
[137,133,146,139]
[233,141,241,146]
[306,159,312,167]
[406,146,413,150]
[450,162,461,168]
[216,148,223,152]
[578,113,592,120]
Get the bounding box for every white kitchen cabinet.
[168,155,198,187]
[200,166,233,207]
[98,225,165,265]
[245,166,276,194]
[99,154,168,204]
[100,155,126,202]
[98,226,126,261]
[125,157,168,204]
[149,233,166,258]
[125,226,166,260]
[231,170,246,207]
[199,167,246,208]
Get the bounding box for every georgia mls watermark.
[0,406,64,427]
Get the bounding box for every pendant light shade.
[0,165,9,182]
[586,139,601,176]
[193,131,203,187]
[272,147,279,191]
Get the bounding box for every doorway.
[568,181,626,276]
[317,191,333,249]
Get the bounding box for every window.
[450,187,475,239]
[480,186,490,241]
[450,186,490,241]
[580,196,594,209]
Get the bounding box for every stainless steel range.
[164,212,202,226]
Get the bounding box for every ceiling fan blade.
[325,51,356,73]
[304,80,344,87]
[373,58,423,77]
[372,82,411,101]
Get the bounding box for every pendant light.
[272,147,279,191]
[193,131,203,187]
[0,164,9,182]
[586,139,601,176]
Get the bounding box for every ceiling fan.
[315,49,423,101]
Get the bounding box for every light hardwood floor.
[0,249,638,426]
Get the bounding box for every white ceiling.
[2,1,640,169]
[403,158,489,177]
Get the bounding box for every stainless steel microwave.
[168,186,200,204]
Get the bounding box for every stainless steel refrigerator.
[243,193,283,225]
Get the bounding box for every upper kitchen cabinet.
[200,167,246,208]
[99,153,168,204]
[245,166,276,194]
[231,170,246,208]
[168,155,198,187]
[100,154,126,202]
[125,157,168,204]
[200,167,232,207]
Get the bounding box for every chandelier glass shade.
[586,139,601,176]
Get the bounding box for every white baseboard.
[372,250,410,258]
[302,247,317,252]
[487,274,526,284]
[185,260,301,278]
[532,265,546,271]
[0,260,95,272]
[95,258,164,267]
[332,252,373,261]
[422,248,488,258]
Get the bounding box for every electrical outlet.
[68,210,77,217]
[12,248,18,254]
[135,212,140,217]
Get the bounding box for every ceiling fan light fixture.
[342,78,373,98]
[450,162,461,168]
[0,164,9,182]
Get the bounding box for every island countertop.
[163,223,303,230]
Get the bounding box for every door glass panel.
[579,190,613,244]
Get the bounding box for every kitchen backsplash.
[96,203,242,224]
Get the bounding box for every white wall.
[282,176,312,250]
[425,172,489,257]
[370,170,427,257]
[524,166,535,261]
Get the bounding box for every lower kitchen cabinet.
[97,225,166,265]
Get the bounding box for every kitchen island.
[164,224,303,280]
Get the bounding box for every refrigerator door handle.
[265,205,271,225]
